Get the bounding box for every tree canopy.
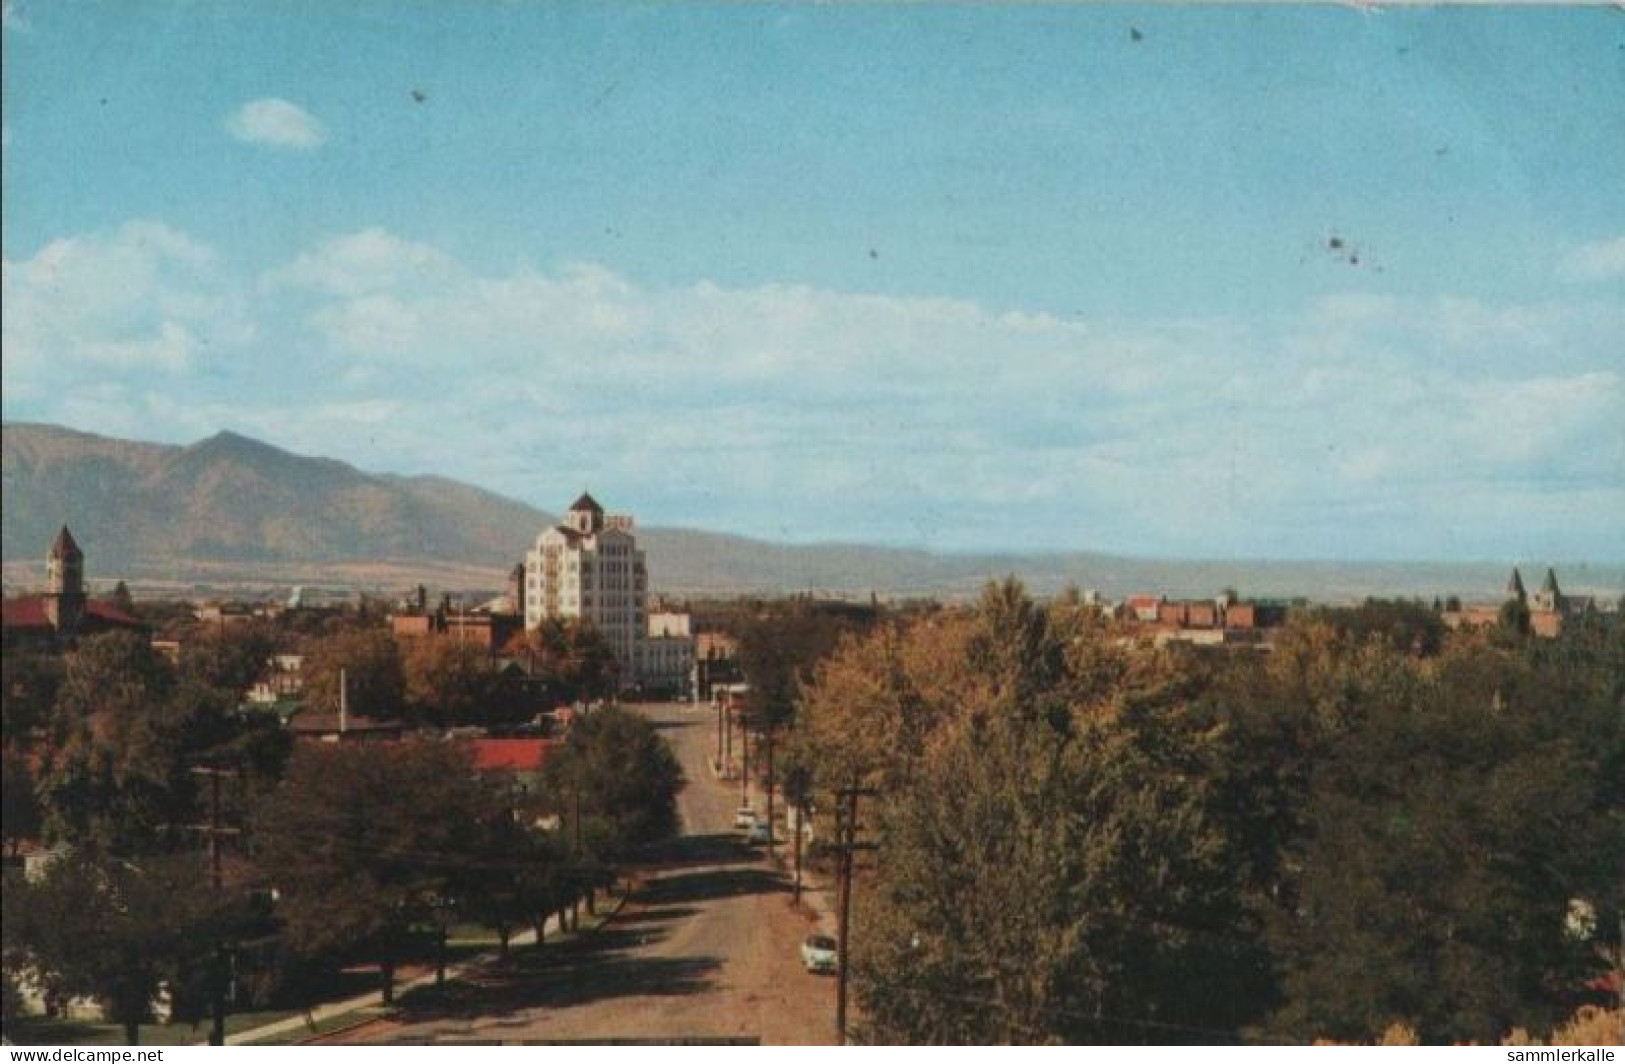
[794,581,1625,1045]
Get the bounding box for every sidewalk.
[225,912,570,1045]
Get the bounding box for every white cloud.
[1563,236,1625,284]
[1,221,253,396]
[267,228,463,297]
[257,232,1621,552]
[5,221,1622,558]
[225,98,326,151]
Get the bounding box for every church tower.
[44,525,87,632]
[1504,567,1527,605]
[1533,568,1563,614]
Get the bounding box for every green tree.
[110,581,136,616]
[540,706,683,862]
[737,603,864,843]
[39,633,181,853]
[252,741,489,1003]
[1262,636,1625,1043]
[5,852,219,1044]
[1,748,42,857]
[2,647,64,748]
[37,632,288,857]
[456,801,566,960]
[1498,597,1532,638]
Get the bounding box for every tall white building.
[524,493,648,680]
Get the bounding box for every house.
[245,654,304,703]
[467,737,560,793]
[1122,594,1163,623]
[286,712,405,743]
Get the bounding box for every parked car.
[801,933,838,974]
[747,818,772,845]
[734,804,756,828]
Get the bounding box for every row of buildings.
[8,511,1608,678]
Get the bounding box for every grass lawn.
[6,1009,297,1046]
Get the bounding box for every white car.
[734,805,756,829]
[746,818,772,845]
[801,933,838,974]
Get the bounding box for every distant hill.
[3,422,546,571]
[4,422,1621,603]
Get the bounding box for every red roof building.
[2,526,146,651]
[468,737,559,774]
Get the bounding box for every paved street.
[344,701,837,1046]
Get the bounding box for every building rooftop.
[569,491,604,514]
[468,737,558,773]
[49,524,83,561]
[1,596,143,631]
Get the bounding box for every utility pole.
[792,796,804,905]
[572,775,584,924]
[715,697,724,771]
[189,765,241,1047]
[763,727,775,851]
[832,782,877,1046]
[740,712,751,806]
[723,696,733,777]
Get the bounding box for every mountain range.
[4,422,1621,603]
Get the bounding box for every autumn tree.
[790,582,1258,1043]
[177,620,279,696]
[510,619,620,704]
[300,628,406,721]
[815,580,1259,1044]
[735,602,869,842]
[1313,598,1446,656]
[402,637,508,726]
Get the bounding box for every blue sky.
[3,2,1622,560]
